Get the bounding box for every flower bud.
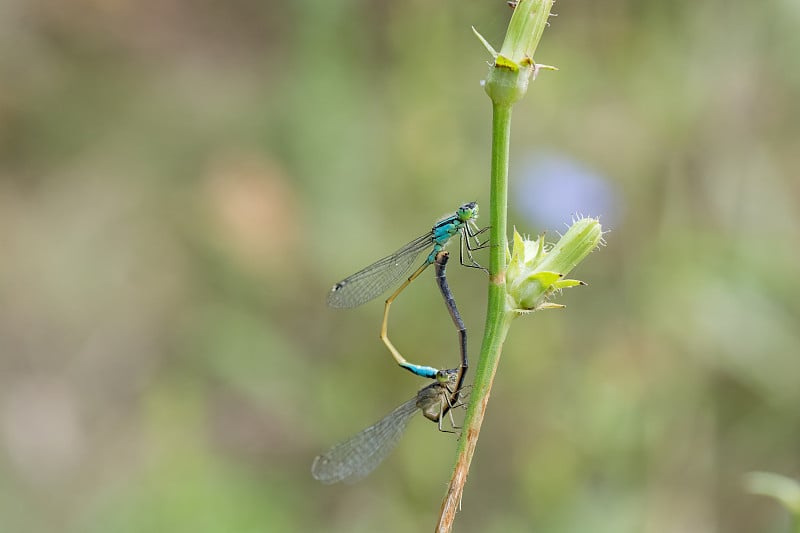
[506,217,603,314]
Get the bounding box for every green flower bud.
[474,0,557,106]
[506,217,603,314]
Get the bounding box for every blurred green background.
[2,0,799,531]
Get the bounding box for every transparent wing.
[311,397,419,484]
[326,232,433,308]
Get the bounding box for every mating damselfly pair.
[312,203,487,484]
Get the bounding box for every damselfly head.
[456,202,479,222]
[435,368,458,386]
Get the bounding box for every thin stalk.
[436,103,514,532]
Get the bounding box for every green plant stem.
[488,103,511,276]
[436,102,514,533]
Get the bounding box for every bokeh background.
[2,0,799,531]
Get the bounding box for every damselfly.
[311,368,464,484]
[327,202,486,378]
[313,252,470,484]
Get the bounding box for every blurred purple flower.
[514,152,621,230]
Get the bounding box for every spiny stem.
[436,103,514,532]
[436,3,556,529]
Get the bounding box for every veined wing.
[311,397,419,484]
[326,232,433,308]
